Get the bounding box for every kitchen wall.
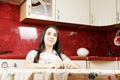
[0,2,120,59]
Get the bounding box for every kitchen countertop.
[0,55,26,59]
[70,56,119,61]
[0,55,120,61]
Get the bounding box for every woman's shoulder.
[28,50,38,55]
[61,53,68,59]
[28,50,38,53]
[26,50,38,59]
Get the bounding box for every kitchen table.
[0,69,120,80]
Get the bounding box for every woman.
[24,25,80,69]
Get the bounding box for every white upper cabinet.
[20,0,55,22]
[117,0,120,23]
[89,0,116,26]
[55,0,89,25]
[20,0,119,27]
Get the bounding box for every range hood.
[0,0,25,5]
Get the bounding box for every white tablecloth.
[0,69,120,80]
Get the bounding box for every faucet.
[105,40,115,57]
[0,50,13,55]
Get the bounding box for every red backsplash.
[0,2,120,59]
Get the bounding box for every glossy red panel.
[0,2,119,59]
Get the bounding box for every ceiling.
[0,0,25,5]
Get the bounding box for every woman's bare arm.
[24,58,64,69]
[23,58,51,69]
[61,54,80,69]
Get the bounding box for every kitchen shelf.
[70,56,119,61]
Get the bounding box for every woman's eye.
[54,34,57,37]
[47,32,51,35]
[47,32,57,37]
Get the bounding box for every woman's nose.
[49,34,54,38]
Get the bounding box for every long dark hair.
[34,25,62,63]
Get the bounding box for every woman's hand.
[65,62,75,69]
[63,61,80,69]
[49,62,64,69]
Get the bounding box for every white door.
[89,61,118,70]
[20,0,55,22]
[90,0,116,26]
[55,0,89,25]
[117,0,120,23]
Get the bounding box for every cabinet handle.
[91,14,94,24]
[57,10,60,20]
[28,5,31,16]
[116,12,119,22]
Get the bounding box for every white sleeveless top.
[25,50,71,64]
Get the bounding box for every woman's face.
[44,27,57,47]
